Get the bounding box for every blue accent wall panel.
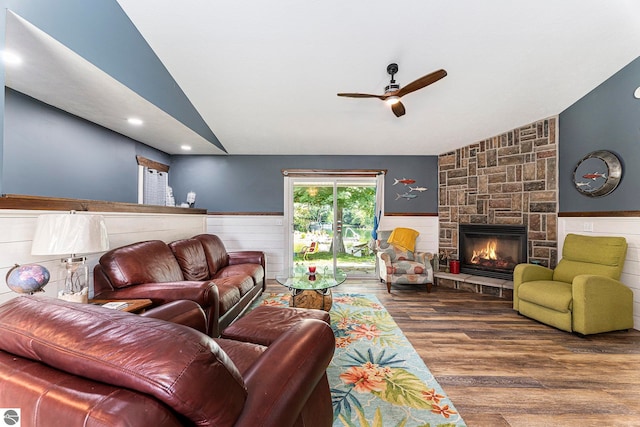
[1,0,223,151]
[0,7,5,195]
[4,88,169,202]
[559,56,640,212]
[169,155,439,214]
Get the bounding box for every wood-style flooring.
[265,280,640,427]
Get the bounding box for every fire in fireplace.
[458,224,527,280]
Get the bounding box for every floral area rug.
[254,293,466,427]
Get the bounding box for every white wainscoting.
[558,217,640,331]
[206,215,286,279]
[377,215,439,255]
[206,214,439,279]
[0,210,206,304]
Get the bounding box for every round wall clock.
[572,150,622,197]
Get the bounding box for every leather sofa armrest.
[94,281,217,307]
[93,264,114,295]
[141,300,207,334]
[513,263,554,310]
[228,251,266,267]
[94,281,220,336]
[234,319,335,427]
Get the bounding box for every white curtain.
[373,172,385,239]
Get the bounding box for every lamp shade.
[31,213,109,256]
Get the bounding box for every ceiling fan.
[337,63,447,117]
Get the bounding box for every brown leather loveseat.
[93,233,265,336]
[0,295,335,427]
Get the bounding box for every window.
[136,156,171,206]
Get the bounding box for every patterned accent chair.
[375,229,434,293]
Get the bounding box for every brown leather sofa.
[0,295,335,427]
[93,233,265,336]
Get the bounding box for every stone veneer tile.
[487,149,497,166]
[502,183,523,192]
[498,145,520,156]
[523,181,546,191]
[489,198,512,209]
[489,173,507,184]
[522,163,536,181]
[530,202,556,212]
[499,154,525,166]
[529,214,541,231]
[478,177,488,194]
[546,158,557,189]
[547,214,557,241]
[511,193,523,211]
[536,158,547,180]
[447,177,468,186]
[470,215,486,223]
[448,168,468,178]
[468,176,478,191]
[536,149,556,159]
[530,191,555,201]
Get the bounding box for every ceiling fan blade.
[391,101,406,118]
[396,69,447,98]
[337,92,385,100]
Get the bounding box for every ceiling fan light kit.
[337,63,447,118]
[385,96,400,105]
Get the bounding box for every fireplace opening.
[458,224,527,280]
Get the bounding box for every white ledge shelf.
[433,271,513,297]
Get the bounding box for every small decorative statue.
[439,249,452,273]
[165,186,176,207]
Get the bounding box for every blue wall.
[169,155,438,213]
[4,88,169,202]
[0,0,223,151]
[0,8,5,195]
[559,56,640,212]
[4,85,438,210]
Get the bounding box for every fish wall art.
[392,177,428,200]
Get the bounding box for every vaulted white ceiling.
[8,2,640,156]
[115,1,640,156]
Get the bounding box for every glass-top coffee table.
[276,266,347,311]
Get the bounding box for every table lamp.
[31,212,109,303]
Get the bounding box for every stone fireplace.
[438,117,558,279]
[459,224,527,280]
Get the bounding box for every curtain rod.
[282,169,386,177]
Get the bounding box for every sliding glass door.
[287,177,378,278]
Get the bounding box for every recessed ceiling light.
[634,87,640,99]
[181,145,192,151]
[127,118,143,125]
[2,50,22,65]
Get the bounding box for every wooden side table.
[276,269,347,312]
[291,289,333,311]
[89,299,153,314]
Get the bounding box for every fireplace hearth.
[458,224,527,280]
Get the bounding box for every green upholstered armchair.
[513,233,633,335]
